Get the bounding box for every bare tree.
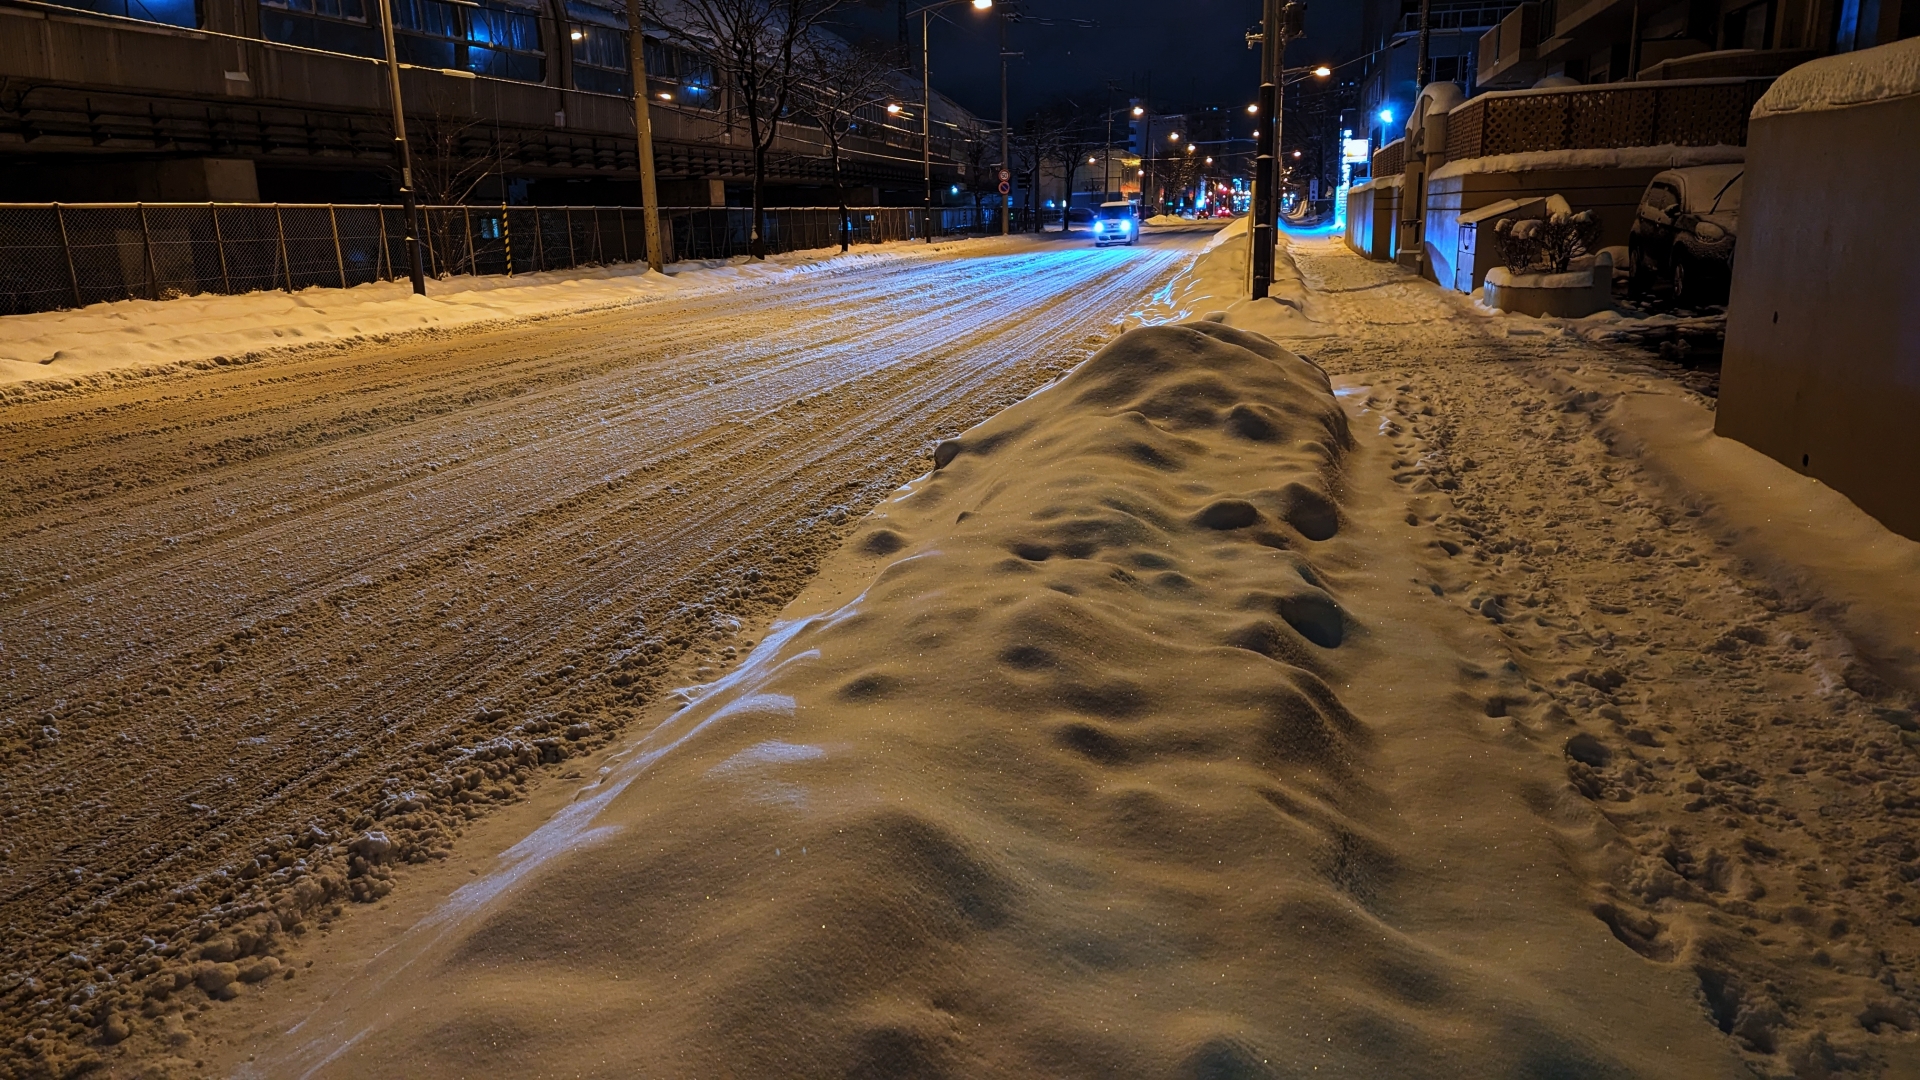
[1027,99,1095,233]
[955,116,1000,229]
[406,98,519,276]
[794,35,895,252]
[656,0,844,258]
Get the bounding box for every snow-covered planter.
[1483,250,1615,317]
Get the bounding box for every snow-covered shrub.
[1495,210,1600,274]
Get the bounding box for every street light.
[908,0,994,225]
[1246,103,1259,113]
[1132,105,1144,117]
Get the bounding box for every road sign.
[997,181,1011,195]
[997,169,1010,181]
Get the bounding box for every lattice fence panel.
[1654,83,1754,146]
[1444,100,1487,162]
[1566,88,1657,148]
[1483,92,1569,155]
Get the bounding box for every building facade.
[0,0,980,205]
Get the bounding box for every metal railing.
[0,203,1013,316]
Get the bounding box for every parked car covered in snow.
[1628,164,1743,306]
[1090,201,1139,246]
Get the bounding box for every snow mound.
[1751,36,1920,118]
[257,323,1655,1077]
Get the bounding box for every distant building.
[0,0,980,205]
[1358,0,1523,151]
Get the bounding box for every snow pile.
[1429,144,1744,180]
[254,322,1738,1077]
[0,238,981,393]
[1751,36,1920,118]
[1145,215,1232,232]
[1163,215,1334,339]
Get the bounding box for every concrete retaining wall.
[1345,180,1401,261]
[1716,92,1920,540]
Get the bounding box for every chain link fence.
[0,203,1012,316]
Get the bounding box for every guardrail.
[0,203,1013,316]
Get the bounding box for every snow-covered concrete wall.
[1717,45,1920,540]
[1344,180,1400,261]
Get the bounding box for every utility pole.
[999,10,1012,235]
[1249,0,1279,299]
[1104,81,1119,200]
[375,0,425,295]
[923,8,933,221]
[626,0,664,272]
[1142,71,1153,216]
[1416,0,1432,86]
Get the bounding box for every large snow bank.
[0,238,977,394]
[1429,144,1743,181]
[1751,36,1920,118]
[253,321,1735,1077]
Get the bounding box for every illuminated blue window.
[260,0,381,57]
[48,0,199,28]
[381,0,543,81]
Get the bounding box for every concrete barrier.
[1716,42,1920,540]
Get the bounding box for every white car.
[1090,201,1139,246]
[1628,164,1742,305]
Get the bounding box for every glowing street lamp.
[1132,105,1144,117]
[908,0,994,216]
[887,103,902,114]
[1313,65,1331,76]
[1246,103,1259,113]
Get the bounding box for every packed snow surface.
[0,238,978,390]
[1751,35,1920,117]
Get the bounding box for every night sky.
[828,0,1364,123]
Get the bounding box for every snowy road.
[0,232,1207,1043]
